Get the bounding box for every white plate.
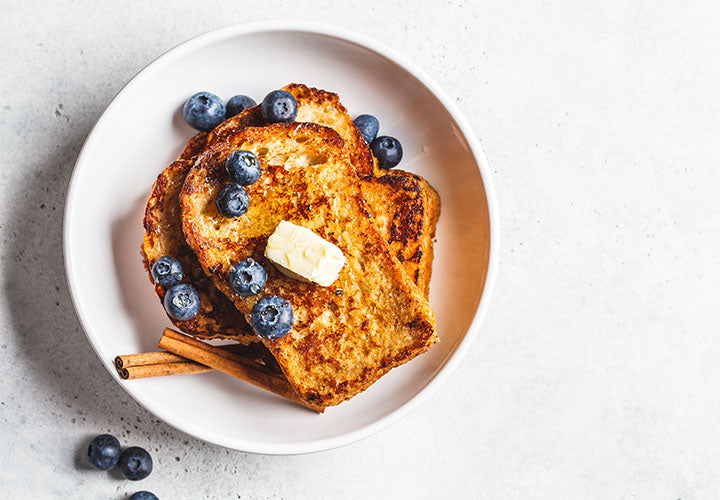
[64,21,499,455]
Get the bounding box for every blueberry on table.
[225,150,261,186]
[129,492,159,500]
[370,135,403,169]
[87,434,121,470]
[118,446,153,481]
[353,114,379,144]
[183,91,226,131]
[216,184,250,218]
[261,90,298,123]
[229,258,267,296]
[151,256,183,287]
[251,295,294,340]
[226,94,257,118]
[163,284,200,321]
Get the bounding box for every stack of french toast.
[141,84,441,409]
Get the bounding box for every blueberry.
[163,284,200,321]
[251,296,294,340]
[183,91,226,131]
[129,492,159,500]
[151,256,183,287]
[353,114,379,144]
[226,94,257,118]
[87,434,121,470]
[118,446,153,481]
[225,150,261,186]
[370,135,403,169]
[261,90,298,123]
[216,184,250,218]
[229,258,267,296]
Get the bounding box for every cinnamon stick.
[115,352,189,370]
[158,328,323,413]
[119,362,212,380]
[115,345,280,380]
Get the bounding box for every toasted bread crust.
[181,123,437,406]
[179,132,209,160]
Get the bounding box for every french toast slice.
[142,111,266,341]
[182,84,440,293]
[280,84,440,294]
[362,171,440,296]
[143,84,439,344]
[180,123,437,406]
[142,160,257,342]
[183,84,374,176]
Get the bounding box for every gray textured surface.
[2,1,720,498]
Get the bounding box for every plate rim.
[63,20,500,455]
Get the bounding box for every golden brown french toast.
[181,84,440,293]
[180,123,437,406]
[144,84,438,349]
[362,171,440,296]
[142,160,257,342]
[142,110,268,341]
[279,84,440,294]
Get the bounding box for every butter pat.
[265,220,345,287]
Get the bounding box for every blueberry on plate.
[118,446,153,481]
[229,258,267,296]
[370,135,403,169]
[87,434,121,470]
[129,492,159,500]
[226,94,257,118]
[216,184,250,218]
[251,295,294,340]
[163,284,200,321]
[353,114,379,144]
[151,256,183,287]
[183,91,226,131]
[225,150,261,186]
[261,90,298,123]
